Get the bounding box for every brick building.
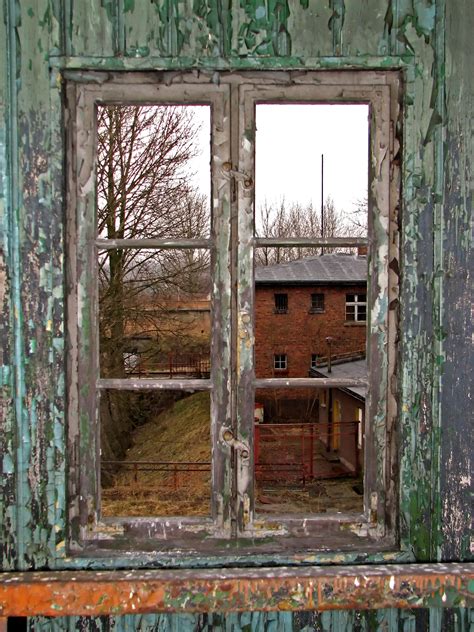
[255,253,367,380]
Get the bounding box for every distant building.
[255,253,367,380]
[310,359,367,475]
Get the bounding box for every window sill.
[70,512,397,563]
[309,309,325,314]
[344,321,366,326]
[273,310,289,315]
[2,563,470,616]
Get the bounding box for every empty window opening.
[254,100,369,518]
[95,103,213,517]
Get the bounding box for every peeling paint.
[0,0,472,629]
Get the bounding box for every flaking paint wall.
[0,1,472,629]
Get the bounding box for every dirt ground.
[101,393,363,517]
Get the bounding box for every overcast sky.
[188,103,369,221]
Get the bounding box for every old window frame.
[65,71,400,559]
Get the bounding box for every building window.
[311,354,318,369]
[274,293,288,313]
[66,70,400,556]
[346,293,367,322]
[274,354,288,370]
[310,293,324,312]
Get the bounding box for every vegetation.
[255,196,367,266]
[101,392,211,517]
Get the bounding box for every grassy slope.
[102,392,211,517]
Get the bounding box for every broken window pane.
[98,248,211,379]
[254,387,364,515]
[254,103,368,241]
[100,389,211,517]
[97,104,211,240]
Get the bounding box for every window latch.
[222,429,250,459]
[221,162,253,190]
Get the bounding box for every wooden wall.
[0,1,472,629]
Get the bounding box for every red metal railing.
[102,460,211,491]
[255,421,360,484]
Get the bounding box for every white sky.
[187,103,369,218]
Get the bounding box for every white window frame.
[273,353,288,370]
[346,293,367,322]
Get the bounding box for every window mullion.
[232,84,256,534]
[210,87,234,533]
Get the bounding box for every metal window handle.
[222,429,250,459]
[221,162,253,189]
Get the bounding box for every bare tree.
[96,104,212,479]
[96,105,210,378]
[255,196,347,266]
[346,197,368,236]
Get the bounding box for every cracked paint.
[0,0,472,629]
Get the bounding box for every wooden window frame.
[65,70,401,561]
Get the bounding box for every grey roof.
[255,254,367,285]
[310,359,367,400]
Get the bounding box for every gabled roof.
[255,254,367,285]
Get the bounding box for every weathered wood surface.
[0,0,472,629]
[440,0,473,564]
[0,564,472,616]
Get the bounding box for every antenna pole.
[321,153,324,254]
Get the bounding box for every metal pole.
[321,153,324,255]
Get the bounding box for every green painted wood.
[397,2,445,560]
[0,0,17,575]
[65,0,119,57]
[0,0,472,628]
[4,0,67,570]
[27,608,473,631]
[341,0,389,56]
[286,1,333,59]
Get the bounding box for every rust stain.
[0,565,471,616]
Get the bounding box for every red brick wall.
[255,284,367,379]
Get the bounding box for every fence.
[255,420,361,485]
